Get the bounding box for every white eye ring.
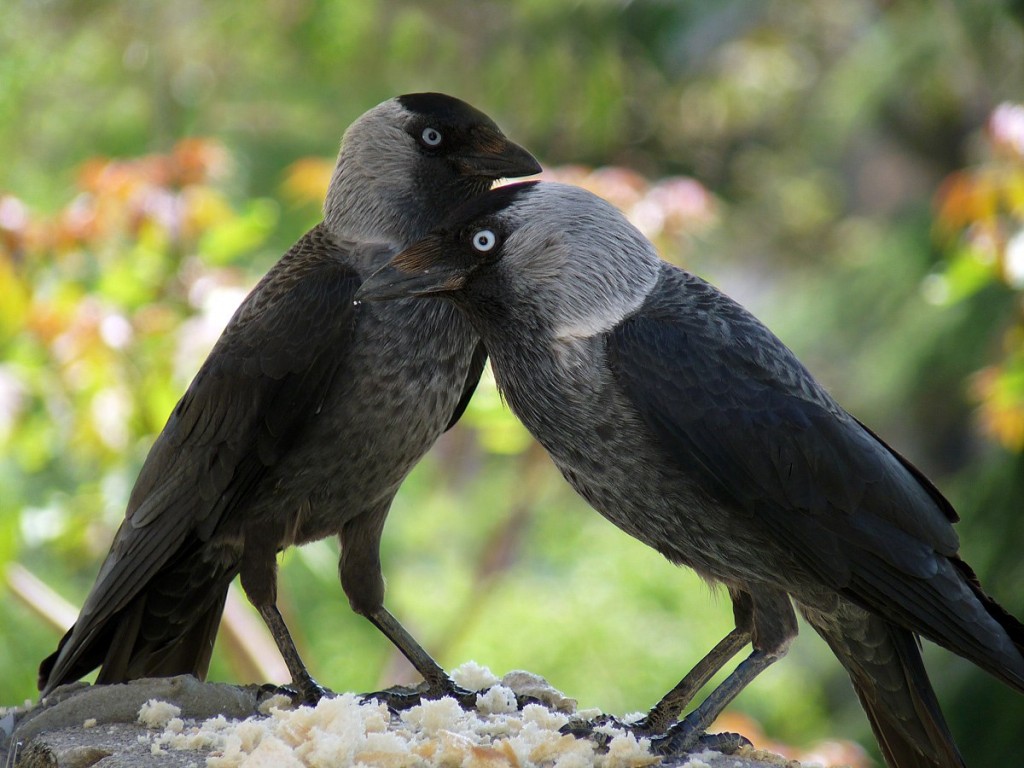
[421,127,443,146]
[471,229,497,252]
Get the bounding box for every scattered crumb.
[601,731,659,767]
[257,693,293,716]
[83,717,97,728]
[476,685,519,715]
[401,696,470,736]
[138,699,182,729]
[141,665,791,768]
[453,660,501,691]
[152,671,601,767]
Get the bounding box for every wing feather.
[45,227,361,687]
[606,264,966,634]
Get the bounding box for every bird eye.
[421,127,443,147]
[471,229,497,252]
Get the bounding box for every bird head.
[323,93,540,246]
[355,181,660,340]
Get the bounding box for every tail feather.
[851,626,965,768]
[38,623,109,692]
[800,600,965,768]
[949,556,1024,692]
[95,587,228,685]
[39,552,234,696]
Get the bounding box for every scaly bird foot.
[562,712,750,758]
[651,717,751,757]
[259,674,332,707]
[363,677,543,713]
[559,714,638,750]
[361,676,477,711]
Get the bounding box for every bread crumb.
[257,693,293,716]
[401,696,469,736]
[453,661,501,691]
[146,672,796,768]
[243,733,305,767]
[525,731,594,765]
[521,702,570,731]
[600,731,659,767]
[138,699,182,729]
[477,685,519,715]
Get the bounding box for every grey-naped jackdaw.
[357,180,1024,768]
[38,94,540,704]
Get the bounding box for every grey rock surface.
[2,677,805,768]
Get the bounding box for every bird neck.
[323,161,420,246]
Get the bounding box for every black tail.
[801,601,965,768]
[39,554,233,696]
[949,556,1024,693]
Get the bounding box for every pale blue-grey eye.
[421,127,443,146]
[472,229,497,252]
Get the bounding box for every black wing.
[44,226,361,686]
[444,342,487,431]
[605,264,988,645]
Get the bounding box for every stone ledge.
[2,676,804,768]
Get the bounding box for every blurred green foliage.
[3,1,1024,765]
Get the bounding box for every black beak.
[355,235,466,302]
[458,127,541,179]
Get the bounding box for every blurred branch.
[5,563,78,634]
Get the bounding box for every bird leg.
[257,603,330,704]
[560,627,752,746]
[651,647,778,755]
[363,606,475,707]
[563,588,791,755]
[242,538,329,705]
[652,586,796,756]
[636,627,750,734]
[338,511,474,708]
[637,588,755,734]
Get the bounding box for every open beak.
[356,235,465,302]
[458,127,541,179]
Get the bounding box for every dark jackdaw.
[38,94,540,703]
[357,180,1024,768]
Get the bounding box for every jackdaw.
[357,180,1024,767]
[38,94,540,704]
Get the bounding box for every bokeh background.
[3,2,1024,765]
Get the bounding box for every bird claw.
[700,731,752,754]
[363,678,546,715]
[428,678,479,709]
[559,714,635,750]
[562,714,750,759]
[651,721,751,757]
[258,677,332,706]
[360,683,429,711]
[361,678,478,712]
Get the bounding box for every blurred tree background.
[2,1,1024,765]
